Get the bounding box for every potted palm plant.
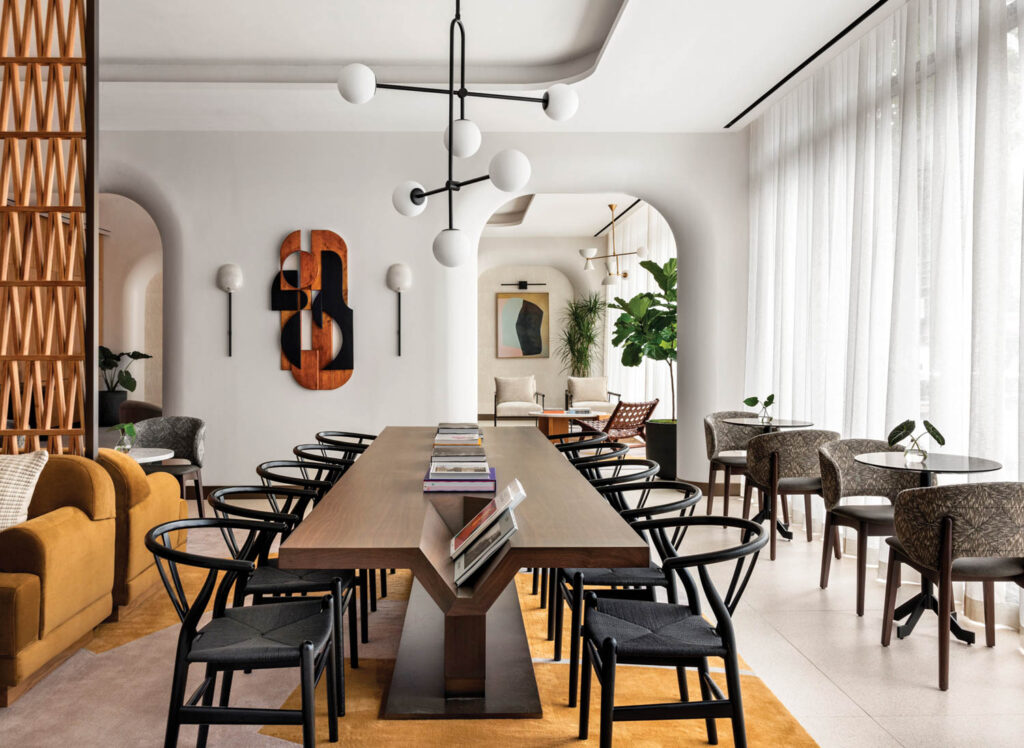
[556,292,606,378]
[98,346,151,426]
[608,258,677,477]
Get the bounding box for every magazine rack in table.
[279,425,648,718]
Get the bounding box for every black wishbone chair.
[294,444,394,601]
[315,430,376,460]
[209,487,359,702]
[146,518,339,748]
[552,481,702,708]
[578,514,768,748]
[548,431,609,449]
[257,460,372,644]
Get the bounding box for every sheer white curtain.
[604,203,676,420]
[747,0,1024,637]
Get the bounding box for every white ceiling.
[99,0,885,132]
[483,193,638,238]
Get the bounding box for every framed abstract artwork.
[496,292,549,358]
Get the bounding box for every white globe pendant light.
[392,181,427,217]
[489,149,531,192]
[636,245,649,259]
[543,83,579,121]
[337,63,376,104]
[444,118,482,158]
[433,229,471,268]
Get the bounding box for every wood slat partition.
[0,0,94,455]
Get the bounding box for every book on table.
[449,478,526,559]
[422,467,496,493]
[431,445,486,462]
[428,461,491,480]
[434,433,483,446]
[453,507,519,587]
[437,422,481,434]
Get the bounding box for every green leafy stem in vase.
[887,419,945,459]
[743,393,775,422]
[110,422,136,453]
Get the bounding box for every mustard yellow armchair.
[0,455,116,706]
[96,448,188,618]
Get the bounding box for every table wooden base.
[382,580,542,719]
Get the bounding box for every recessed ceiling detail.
[487,195,536,228]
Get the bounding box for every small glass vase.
[903,446,926,464]
[759,410,773,425]
[114,431,133,453]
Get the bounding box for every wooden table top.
[279,426,649,614]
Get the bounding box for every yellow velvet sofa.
[0,455,116,706]
[96,448,188,618]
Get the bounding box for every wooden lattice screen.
[0,0,94,455]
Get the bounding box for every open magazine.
[449,478,526,559]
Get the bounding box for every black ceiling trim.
[594,198,642,237]
[724,0,893,129]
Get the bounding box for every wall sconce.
[385,263,412,356]
[216,263,243,356]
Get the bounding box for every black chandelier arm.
[411,174,491,204]
[375,83,545,106]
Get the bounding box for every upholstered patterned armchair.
[134,416,206,516]
[703,411,757,516]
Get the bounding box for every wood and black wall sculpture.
[270,230,354,390]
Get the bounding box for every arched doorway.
[98,193,164,423]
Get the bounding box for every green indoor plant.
[887,419,945,463]
[608,258,677,477]
[743,393,775,423]
[556,292,606,378]
[109,422,137,453]
[98,346,151,426]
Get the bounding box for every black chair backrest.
[293,444,357,484]
[316,430,376,449]
[630,515,767,648]
[584,458,660,489]
[145,518,284,647]
[208,485,316,561]
[257,460,334,499]
[599,479,701,520]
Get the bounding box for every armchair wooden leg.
[938,576,952,691]
[983,580,996,648]
[706,463,718,515]
[769,490,778,561]
[803,494,813,541]
[833,525,842,560]
[881,556,900,646]
[742,480,753,520]
[819,513,834,589]
[721,465,732,517]
[855,524,868,617]
[780,494,790,525]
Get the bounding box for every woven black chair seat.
[584,598,726,660]
[246,560,355,595]
[188,598,331,667]
[142,462,198,477]
[561,564,668,588]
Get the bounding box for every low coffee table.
[528,409,603,437]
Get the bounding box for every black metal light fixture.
[337,0,579,268]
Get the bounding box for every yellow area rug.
[260,572,816,747]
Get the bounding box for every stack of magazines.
[425,423,495,492]
[451,479,526,586]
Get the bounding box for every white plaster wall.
[99,131,748,483]
[478,236,608,298]
[477,264,574,415]
[99,193,163,404]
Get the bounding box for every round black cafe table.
[854,451,1002,645]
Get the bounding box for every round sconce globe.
[444,118,482,159]
[392,181,427,217]
[636,245,649,259]
[337,63,376,104]
[216,263,243,293]
[489,149,531,192]
[386,263,413,292]
[543,84,579,121]
[433,229,471,268]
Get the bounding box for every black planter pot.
[98,390,127,427]
[644,419,677,479]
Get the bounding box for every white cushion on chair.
[496,401,541,417]
[0,450,49,531]
[495,376,535,405]
[568,376,607,403]
[573,400,616,414]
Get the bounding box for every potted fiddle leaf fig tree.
[609,258,677,477]
[98,346,151,426]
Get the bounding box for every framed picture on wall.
[496,292,549,358]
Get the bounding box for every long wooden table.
[279,426,649,718]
